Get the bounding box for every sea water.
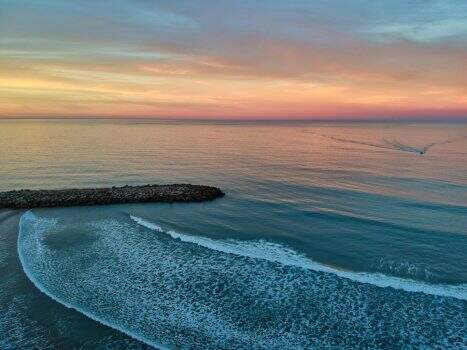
[1,119,466,349]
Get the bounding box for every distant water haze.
[1,119,466,348]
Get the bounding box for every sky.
[1,0,467,119]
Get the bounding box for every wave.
[131,215,467,300]
[17,211,170,350]
[18,211,467,348]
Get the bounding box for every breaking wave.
[130,215,467,300]
[18,211,467,349]
[17,211,169,350]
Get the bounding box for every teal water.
[1,119,466,349]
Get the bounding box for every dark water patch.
[42,226,99,251]
[399,201,467,215]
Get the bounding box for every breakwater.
[0,184,224,209]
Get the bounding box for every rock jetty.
[0,184,225,209]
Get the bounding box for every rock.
[0,184,225,209]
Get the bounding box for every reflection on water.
[1,119,466,348]
[1,119,466,194]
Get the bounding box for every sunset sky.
[1,0,467,119]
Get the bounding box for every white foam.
[131,215,467,300]
[18,211,170,350]
[18,211,466,348]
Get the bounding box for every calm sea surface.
[1,119,466,349]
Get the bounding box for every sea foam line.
[130,215,467,301]
[17,211,170,350]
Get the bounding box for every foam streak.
[131,215,467,300]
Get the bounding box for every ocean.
[0,119,466,349]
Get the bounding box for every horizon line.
[1,116,467,123]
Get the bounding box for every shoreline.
[0,184,224,209]
[0,209,154,349]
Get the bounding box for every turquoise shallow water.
[1,119,467,348]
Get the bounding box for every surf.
[130,215,467,300]
[18,210,467,349]
[17,211,170,350]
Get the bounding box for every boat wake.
[383,137,466,155]
[304,131,466,155]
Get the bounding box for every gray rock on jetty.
[0,184,225,209]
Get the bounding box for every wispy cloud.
[1,0,466,118]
